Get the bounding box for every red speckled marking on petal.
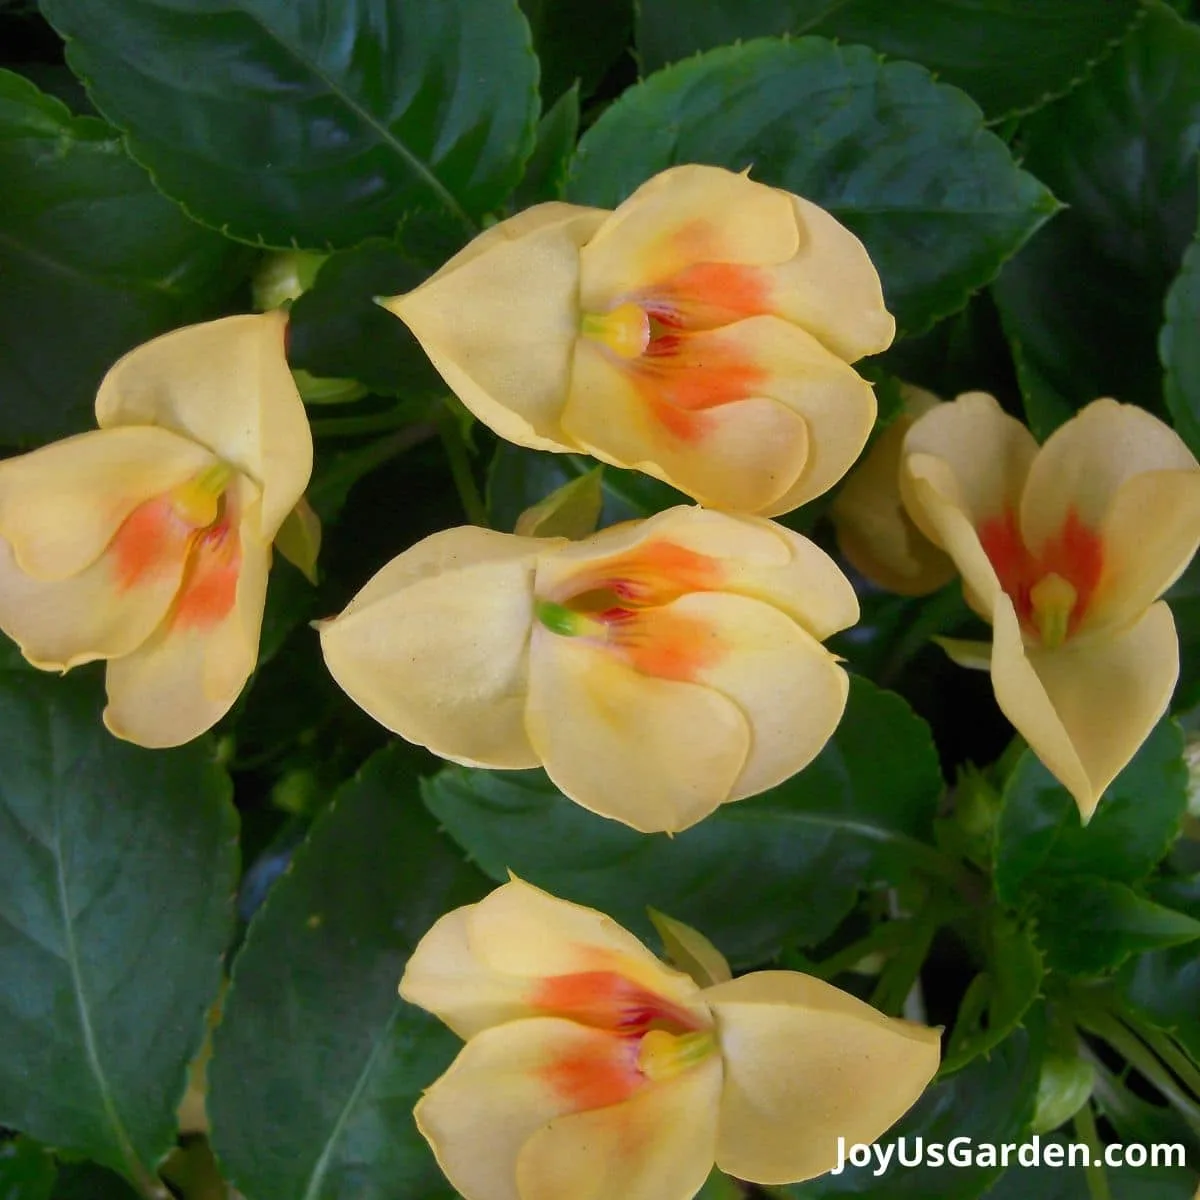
[539,1033,643,1110]
[171,521,241,630]
[646,261,772,332]
[533,970,706,1035]
[568,540,725,609]
[110,498,192,590]
[606,606,726,683]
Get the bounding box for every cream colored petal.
[319,536,543,769]
[831,415,957,597]
[516,1053,723,1200]
[1086,469,1200,632]
[1007,602,1180,822]
[579,165,798,309]
[936,637,993,672]
[901,392,1038,538]
[0,531,185,671]
[564,339,810,514]
[414,1018,641,1200]
[95,312,312,539]
[1020,398,1200,552]
[0,426,214,580]
[103,532,270,749]
[465,879,705,1013]
[384,208,607,451]
[671,592,850,801]
[704,971,941,1185]
[525,626,751,834]
[766,193,895,362]
[399,904,535,1039]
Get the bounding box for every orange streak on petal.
[569,539,726,608]
[647,262,772,330]
[110,498,191,591]
[533,970,706,1035]
[171,522,241,631]
[1039,508,1104,632]
[539,1034,643,1111]
[609,606,726,683]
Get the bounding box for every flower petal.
[703,970,941,1185]
[565,336,810,514]
[516,1052,723,1200]
[384,207,607,452]
[95,312,312,539]
[414,1017,643,1200]
[766,193,895,362]
[1019,398,1199,553]
[1086,469,1200,632]
[578,165,798,309]
[525,625,750,833]
[901,391,1038,539]
[102,480,270,748]
[319,528,547,769]
[670,592,850,801]
[0,426,214,580]
[995,598,1180,821]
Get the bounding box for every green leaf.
[994,721,1188,906]
[1161,208,1200,457]
[207,744,486,1200]
[993,2,1200,429]
[40,0,540,249]
[986,1140,1200,1200]
[486,443,686,530]
[0,671,237,1190]
[636,0,1145,119]
[0,69,247,446]
[0,1140,57,1200]
[49,1164,139,1200]
[1033,877,1200,976]
[520,0,632,102]
[780,1026,1042,1198]
[423,676,945,967]
[286,240,442,398]
[942,913,1044,1074]
[512,83,580,209]
[569,38,1057,336]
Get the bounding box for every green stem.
[309,403,425,437]
[437,406,488,527]
[1124,1022,1200,1107]
[1073,1103,1112,1200]
[307,422,438,519]
[807,920,914,982]
[869,914,937,1017]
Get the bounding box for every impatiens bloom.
[400,879,941,1200]
[383,164,893,516]
[319,506,857,832]
[831,383,955,595]
[0,313,313,747]
[901,393,1200,818]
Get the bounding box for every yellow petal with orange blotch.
[384,208,607,452]
[766,193,895,362]
[704,971,941,1185]
[1083,469,1200,634]
[1019,399,1199,554]
[319,528,547,769]
[516,1051,723,1200]
[901,392,1037,544]
[414,1018,644,1200]
[525,625,751,833]
[578,165,798,310]
[95,312,311,540]
[0,525,188,671]
[994,597,1180,821]
[565,336,810,514]
[0,426,214,580]
[399,904,536,1040]
[103,482,271,748]
[671,592,849,801]
[462,879,705,1017]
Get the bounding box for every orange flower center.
[977,507,1104,647]
[532,966,715,1111]
[581,262,771,442]
[109,463,242,631]
[535,539,727,682]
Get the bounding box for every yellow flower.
[901,393,1200,818]
[830,384,956,595]
[319,506,857,832]
[0,313,313,747]
[400,879,941,1200]
[382,164,893,516]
